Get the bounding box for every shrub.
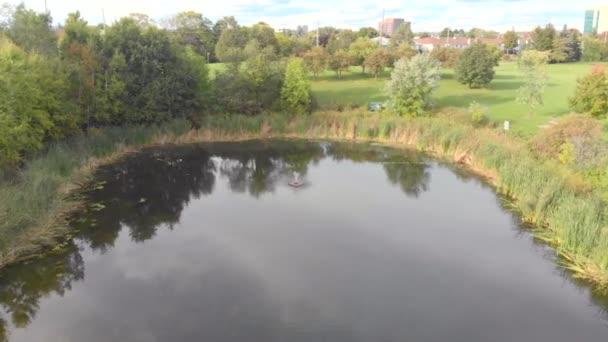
[281,58,311,115]
[385,54,441,117]
[456,42,496,88]
[531,114,603,159]
[570,65,608,118]
[468,101,488,126]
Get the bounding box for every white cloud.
[5,0,604,32]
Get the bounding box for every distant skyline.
[4,0,607,32]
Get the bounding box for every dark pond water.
[1,140,608,342]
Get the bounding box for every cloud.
[5,0,603,32]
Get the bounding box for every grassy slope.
[311,63,606,135]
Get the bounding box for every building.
[413,37,502,52]
[378,18,407,37]
[584,8,608,34]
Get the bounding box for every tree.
[281,58,310,114]
[430,46,461,68]
[364,48,391,78]
[561,27,581,62]
[165,12,214,57]
[59,12,99,128]
[385,54,441,117]
[251,22,279,53]
[570,65,608,118]
[468,28,499,39]
[4,4,57,55]
[212,16,238,44]
[530,24,556,51]
[390,23,413,48]
[517,50,549,116]
[358,27,379,39]
[328,50,352,79]
[503,30,518,54]
[215,25,249,65]
[581,36,607,62]
[550,37,568,63]
[302,46,327,78]
[349,37,375,73]
[326,29,357,54]
[390,45,417,65]
[456,42,496,88]
[275,32,295,56]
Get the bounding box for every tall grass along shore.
[1,110,608,292]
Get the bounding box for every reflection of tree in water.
[329,143,431,198]
[0,240,84,341]
[0,141,430,339]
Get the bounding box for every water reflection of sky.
[1,141,607,342]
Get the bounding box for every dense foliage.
[386,54,441,117]
[281,58,311,114]
[456,42,496,88]
[570,66,608,118]
[0,6,212,168]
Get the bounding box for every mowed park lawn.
[208,62,607,136]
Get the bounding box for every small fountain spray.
[289,171,303,188]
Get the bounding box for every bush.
[531,114,603,159]
[385,54,441,117]
[468,101,488,126]
[456,42,496,88]
[281,58,311,115]
[570,65,608,118]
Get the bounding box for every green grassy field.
[208,61,606,135]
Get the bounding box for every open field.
[206,61,608,135]
[311,62,608,135]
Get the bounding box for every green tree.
[550,37,568,63]
[251,22,279,52]
[215,24,249,65]
[165,11,214,57]
[0,38,53,166]
[358,27,379,39]
[530,24,556,51]
[389,23,414,48]
[275,32,295,56]
[502,30,518,54]
[349,37,375,73]
[364,48,391,78]
[517,50,549,116]
[430,46,461,68]
[456,42,496,88]
[570,65,608,118]
[5,4,57,55]
[302,46,327,78]
[385,54,441,116]
[581,36,607,62]
[326,29,357,54]
[281,58,310,114]
[328,50,352,78]
[561,27,581,62]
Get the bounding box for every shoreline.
[1,111,607,292]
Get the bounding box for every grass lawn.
[208,61,606,135]
[311,63,606,135]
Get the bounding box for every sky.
[5,0,606,32]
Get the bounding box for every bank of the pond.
[1,110,607,291]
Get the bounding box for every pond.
[0,140,607,342]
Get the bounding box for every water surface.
[1,140,607,342]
